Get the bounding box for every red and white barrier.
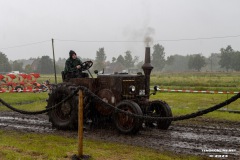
[0,89,43,93]
[156,88,239,94]
[1,88,239,94]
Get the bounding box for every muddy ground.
[0,111,239,159]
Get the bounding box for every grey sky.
[1,0,240,61]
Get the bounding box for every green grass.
[37,74,63,84]
[0,92,47,112]
[152,92,240,121]
[0,92,47,103]
[151,72,240,91]
[0,130,208,160]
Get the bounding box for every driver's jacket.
[64,58,82,73]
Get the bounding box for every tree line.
[0,44,239,74]
[0,53,59,74]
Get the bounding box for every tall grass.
[151,72,240,91]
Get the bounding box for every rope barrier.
[0,86,78,115]
[0,85,239,121]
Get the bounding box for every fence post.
[72,89,90,160]
[78,89,84,157]
[51,38,57,84]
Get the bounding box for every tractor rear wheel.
[47,85,78,130]
[113,100,143,134]
[147,100,172,129]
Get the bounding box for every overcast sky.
[1,0,240,61]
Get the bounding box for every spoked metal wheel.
[113,100,143,134]
[147,100,172,129]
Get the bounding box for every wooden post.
[72,90,91,159]
[78,90,84,157]
[51,38,57,84]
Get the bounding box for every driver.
[64,50,83,78]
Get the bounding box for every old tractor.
[47,47,172,134]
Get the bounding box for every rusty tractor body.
[47,47,172,134]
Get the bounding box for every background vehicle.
[32,80,50,92]
[47,47,172,134]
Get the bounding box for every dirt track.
[0,111,239,159]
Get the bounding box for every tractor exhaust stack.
[142,47,153,97]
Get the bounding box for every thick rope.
[0,85,239,121]
[85,86,240,121]
[0,87,79,115]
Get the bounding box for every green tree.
[219,45,234,72]
[123,51,139,69]
[166,55,174,65]
[112,57,116,63]
[136,61,144,70]
[231,51,240,71]
[164,55,191,72]
[12,61,24,72]
[188,54,206,71]
[0,52,11,72]
[36,56,54,74]
[152,44,165,71]
[93,48,106,70]
[24,64,33,73]
[116,55,125,66]
[124,51,135,68]
[206,53,222,72]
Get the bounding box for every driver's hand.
[76,65,81,69]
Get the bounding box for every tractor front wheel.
[113,100,143,134]
[147,100,172,130]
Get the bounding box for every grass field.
[151,72,240,91]
[152,92,240,121]
[0,93,47,112]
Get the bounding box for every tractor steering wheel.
[80,61,93,71]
